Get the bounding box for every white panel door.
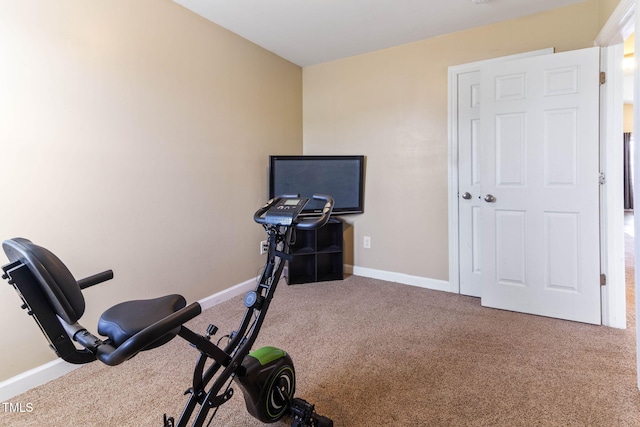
[480,47,601,324]
[458,71,483,297]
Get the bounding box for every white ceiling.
[172,0,587,67]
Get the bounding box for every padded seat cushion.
[98,294,187,349]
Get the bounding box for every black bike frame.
[173,224,294,427]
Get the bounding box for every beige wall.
[625,103,634,132]
[599,0,624,28]
[0,0,302,381]
[303,0,608,280]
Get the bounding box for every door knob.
[484,194,496,203]
[461,192,472,200]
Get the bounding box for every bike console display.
[255,194,334,230]
[264,197,309,226]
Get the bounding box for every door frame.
[594,0,635,331]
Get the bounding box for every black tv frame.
[268,155,365,216]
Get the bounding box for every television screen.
[269,155,365,215]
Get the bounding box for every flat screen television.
[269,155,365,216]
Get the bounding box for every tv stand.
[286,218,343,285]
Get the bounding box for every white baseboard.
[346,265,451,292]
[0,359,81,402]
[0,277,257,401]
[197,276,258,311]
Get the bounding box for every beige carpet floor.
[2,237,640,426]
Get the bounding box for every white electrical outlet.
[363,236,371,249]
[260,240,268,254]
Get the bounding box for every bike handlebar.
[253,200,276,224]
[295,194,334,229]
[77,270,114,290]
[254,194,334,230]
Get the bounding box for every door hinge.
[600,274,606,286]
[599,172,606,185]
[600,71,606,85]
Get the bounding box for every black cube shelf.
[286,218,343,285]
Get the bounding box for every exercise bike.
[1,194,334,426]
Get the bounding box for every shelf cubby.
[286,218,344,285]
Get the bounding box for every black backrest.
[3,238,85,324]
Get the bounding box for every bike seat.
[98,294,187,349]
[2,237,201,366]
